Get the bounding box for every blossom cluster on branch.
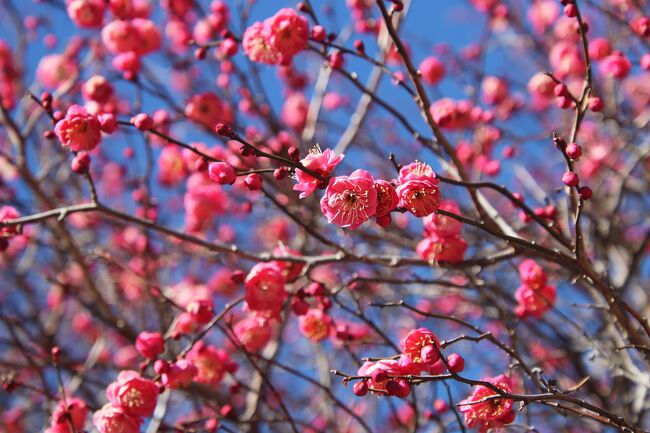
[0,0,649,432]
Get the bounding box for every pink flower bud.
[131,113,153,131]
[419,56,445,85]
[579,186,592,200]
[433,399,448,413]
[447,353,465,373]
[562,171,579,187]
[71,152,91,174]
[98,113,117,134]
[588,96,604,112]
[329,51,344,69]
[565,143,582,159]
[244,173,263,191]
[208,162,237,185]
[311,25,326,42]
[353,380,368,396]
[135,331,164,359]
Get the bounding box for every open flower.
[299,309,332,342]
[0,206,20,237]
[93,404,142,433]
[374,180,399,217]
[396,162,441,217]
[67,0,105,28]
[265,8,309,60]
[242,21,279,64]
[185,92,233,129]
[243,8,308,64]
[320,169,377,229]
[400,328,440,369]
[233,314,273,352]
[186,342,236,386]
[106,371,158,417]
[423,200,462,237]
[54,105,102,152]
[416,234,467,263]
[517,259,547,289]
[514,284,556,318]
[51,397,87,432]
[244,262,287,313]
[294,148,344,198]
[459,375,515,432]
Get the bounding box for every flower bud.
[562,171,579,187]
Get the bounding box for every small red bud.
[311,25,326,42]
[239,145,253,157]
[354,39,365,53]
[288,146,300,162]
[291,298,309,316]
[44,130,56,139]
[562,171,579,187]
[564,4,577,17]
[578,186,592,200]
[556,96,572,109]
[231,270,246,284]
[220,404,233,417]
[371,369,388,383]
[244,173,263,191]
[215,123,234,137]
[544,205,557,219]
[306,282,325,297]
[205,418,219,432]
[194,47,208,60]
[71,152,90,174]
[433,399,448,413]
[554,84,568,97]
[220,39,238,57]
[40,91,52,104]
[565,143,582,159]
[447,353,465,373]
[273,167,288,180]
[131,113,153,131]
[353,380,368,396]
[329,51,344,69]
[194,158,209,172]
[588,97,604,112]
[51,346,61,364]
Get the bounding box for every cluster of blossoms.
[353,328,465,398]
[44,398,87,433]
[242,8,309,65]
[93,325,235,431]
[93,371,158,433]
[305,157,441,229]
[428,99,506,177]
[514,259,556,318]
[185,92,233,129]
[51,103,118,174]
[239,257,371,346]
[416,200,467,263]
[0,205,21,251]
[54,105,107,152]
[62,0,162,79]
[458,374,516,432]
[0,41,18,108]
